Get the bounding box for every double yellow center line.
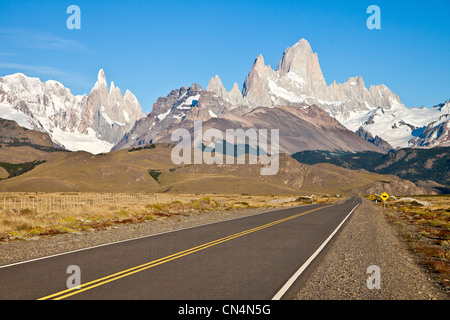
[38,204,332,300]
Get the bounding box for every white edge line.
[272,202,360,300]
[0,202,322,269]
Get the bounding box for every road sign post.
[380,192,389,210]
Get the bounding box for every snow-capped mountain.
[113,82,250,151]
[113,38,448,153]
[0,70,144,153]
[113,82,384,154]
[238,39,449,149]
[241,39,404,115]
[342,100,449,148]
[408,102,450,147]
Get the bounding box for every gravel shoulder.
[294,198,448,300]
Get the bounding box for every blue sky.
[0,0,448,113]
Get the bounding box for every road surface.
[0,197,361,300]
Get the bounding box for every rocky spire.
[242,54,274,107]
[206,75,244,105]
[97,69,107,84]
[206,75,227,98]
[276,38,330,100]
[227,82,244,104]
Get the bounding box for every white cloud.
[0,27,90,53]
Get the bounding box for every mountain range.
[0,69,144,154]
[114,38,449,153]
[0,38,448,155]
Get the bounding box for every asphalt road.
[0,197,361,300]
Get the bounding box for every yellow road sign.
[380,192,389,202]
[369,194,376,200]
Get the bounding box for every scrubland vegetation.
[379,195,449,291]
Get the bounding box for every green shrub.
[128,144,156,152]
[0,160,46,179]
[149,169,162,181]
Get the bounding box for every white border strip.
[272,203,360,300]
[0,203,319,269]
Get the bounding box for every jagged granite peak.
[242,38,406,116]
[91,69,107,93]
[227,82,244,104]
[124,89,138,103]
[236,38,449,149]
[276,38,330,100]
[0,69,144,154]
[230,82,240,92]
[242,54,274,108]
[86,69,145,145]
[98,68,106,82]
[109,80,120,95]
[241,39,407,111]
[277,38,313,74]
[253,54,271,74]
[115,38,447,152]
[206,75,227,98]
[206,76,245,106]
[243,39,329,108]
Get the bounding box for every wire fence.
[0,193,176,214]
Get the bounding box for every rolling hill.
[0,143,431,196]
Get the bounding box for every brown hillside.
[0,118,55,148]
[0,144,430,195]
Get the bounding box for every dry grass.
[0,192,338,242]
[379,195,450,292]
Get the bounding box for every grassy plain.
[0,192,338,242]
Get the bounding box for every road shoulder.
[294,198,448,300]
